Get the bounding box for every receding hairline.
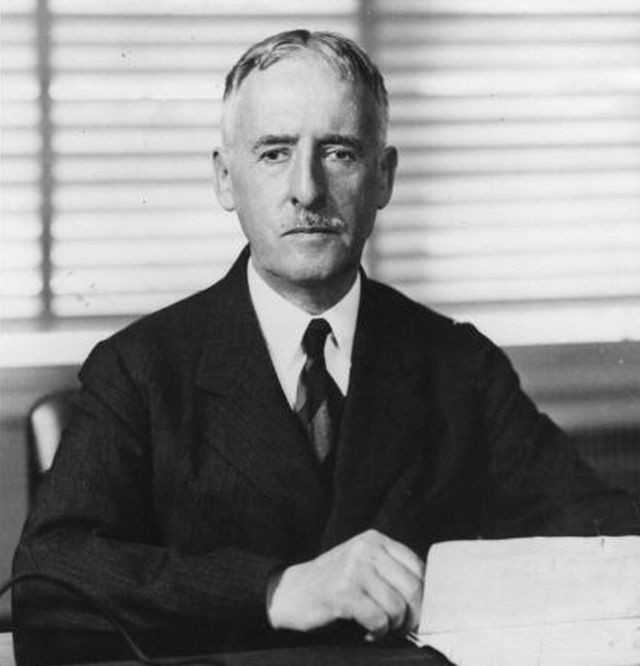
[223,30,387,104]
[220,29,389,146]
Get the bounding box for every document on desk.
[408,536,640,666]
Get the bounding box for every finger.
[361,566,409,632]
[368,549,423,630]
[369,545,422,597]
[380,536,425,580]
[349,589,392,640]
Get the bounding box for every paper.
[410,536,640,666]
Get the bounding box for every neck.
[256,266,359,315]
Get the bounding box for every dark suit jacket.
[12,249,640,664]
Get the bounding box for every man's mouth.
[284,227,338,235]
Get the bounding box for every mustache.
[286,210,345,233]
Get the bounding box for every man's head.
[212,30,397,312]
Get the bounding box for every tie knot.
[302,318,332,361]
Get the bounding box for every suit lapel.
[321,278,440,550]
[193,256,443,553]
[195,252,323,532]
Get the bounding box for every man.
[13,29,639,664]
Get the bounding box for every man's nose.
[288,151,326,208]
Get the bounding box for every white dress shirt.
[247,259,360,408]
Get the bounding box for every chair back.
[27,389,75,501]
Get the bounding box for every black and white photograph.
[1,2,639,665]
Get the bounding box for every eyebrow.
[251,133,364,154]
[321,134,364,153]
[251,135,297,153]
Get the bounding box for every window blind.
[1,0,42,320]
[372,0,640,344]
[1,0,639,346]
[45,0,358,318]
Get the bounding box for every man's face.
[214,53,396,299]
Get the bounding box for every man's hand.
[267,529,424,640]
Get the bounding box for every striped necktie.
[294,318,344,462]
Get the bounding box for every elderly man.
[13,29,639,664]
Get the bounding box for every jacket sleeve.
[12,338,284,664]
[471,329,640,537]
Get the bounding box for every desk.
[88,645,450,666]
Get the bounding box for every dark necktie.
[295,318,344,462]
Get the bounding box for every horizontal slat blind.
[47,0,358,317]
[0,0,42,320]
[373,0,640,344]
[2,1,639,346]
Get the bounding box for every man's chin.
[271,256,356,289]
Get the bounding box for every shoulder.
[364,277,509,380]
[120,280,230,343]
[365,277,497,353]
[81,273,239,384]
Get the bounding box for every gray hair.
[221,29,389,143]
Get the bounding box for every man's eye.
[260,148,289,163]
[326,148,356,162]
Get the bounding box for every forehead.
[227,53,374,142]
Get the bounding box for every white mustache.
[287,211,345,232]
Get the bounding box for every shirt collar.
[247,258,360,368]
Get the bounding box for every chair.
[26,389,76,503]
[0,392,74,638]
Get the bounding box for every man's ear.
[212,148,236,212]
[376,145,398,210]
